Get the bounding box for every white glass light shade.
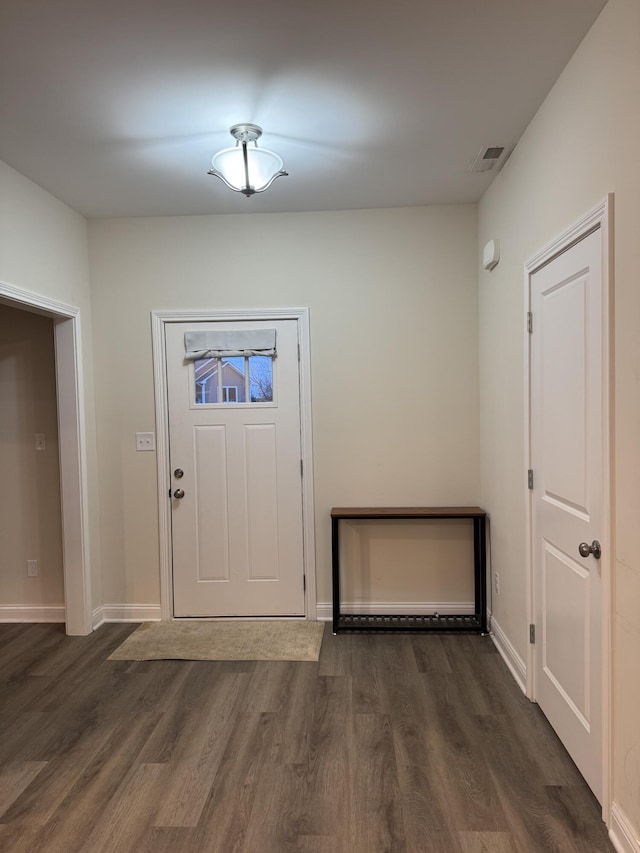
[210,145,285,194]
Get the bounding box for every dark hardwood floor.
[0,623,613,852]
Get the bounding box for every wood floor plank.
[308,674,352,764]
[133,658,199,713]
[297,835,349,853]
[409,633,455,674]
[0,713,119,824]
[10,712,158,853]
[279,675,353,843]
[418,672,509,833]
[136,661,212,764]
[396,764,468,852]
[461,708,611,850]
[458,830,516,852]
[389,670,434,767]
[540,784,614,852]
[153,670,247,827]
[0,674,56,728]
[237,660,300,714]
[239,761,303,853]
[0,624,67,681]
[271,662,318,765]
[79,762,169,853]
[15,711,162,851]
[351,712,407,852]
[185,711,281,853]
[388,671,469,846]
[316,626,349,677]
[0,623,31,643]
[26,622,134,682]
[294,758,352,844]
[352,659,392,715]
[0,664,135,764]
[0,761,47,819]
[0,821,44,853]
[138,826,195,852]
[0,711,57,765]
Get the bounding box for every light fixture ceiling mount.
[229,122,261,143]
[207,123,288,198]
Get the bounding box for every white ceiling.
[0,0,606,218]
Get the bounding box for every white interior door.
[530,229,604,801]
[165,319,305,618]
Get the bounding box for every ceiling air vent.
[468,143,514,174]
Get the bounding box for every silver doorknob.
[578,540,601,560]
[173,488,185,499]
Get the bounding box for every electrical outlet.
[135,432,156,452]
[27,560,39,577]
[494,572,500,595]
[35,433,46,451]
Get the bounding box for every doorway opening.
[0,282,92,635]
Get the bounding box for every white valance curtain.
[184,329,276,360]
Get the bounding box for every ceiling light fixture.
[207,123,288,197]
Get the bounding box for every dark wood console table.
[331,506,487,634]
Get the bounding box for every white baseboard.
[92,604,162,630]
[610,803,640,853]
[316,603,332,621]
[0,605,65,623]
[316,601,475,622]
[490,616,527,694]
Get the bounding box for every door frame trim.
[523,195,614,819]
[151,308,317,621]
[0,281,93,635]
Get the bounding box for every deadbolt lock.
[174,468,184,479]
[578,540,601,560]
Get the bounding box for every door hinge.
[303,574,306,592]
[529,624,536,644]
[528,469,534,490]
[300,459,303,477]
[527,311,533,333]
[298,344,301,362]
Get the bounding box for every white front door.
[165,319,305,617]
[530,229,604,801]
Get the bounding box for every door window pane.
[194,358,219,404]
[220,357,246,403]
[249,356,273,402]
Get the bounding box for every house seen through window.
[194,356,273,405]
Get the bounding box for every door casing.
[524,195,613,821]
[152,308,317,621]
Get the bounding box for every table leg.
[332,516,340,633]
[474,516,488,633]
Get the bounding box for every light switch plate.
[135,432,156,451]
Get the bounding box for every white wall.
[340,519,474,610]
[478,0,640,839]
[0,161,102,609]
[88,205,480,608]
[0,162,90,305]
[0,306,64,607]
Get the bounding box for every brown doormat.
[108,619,325,662]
